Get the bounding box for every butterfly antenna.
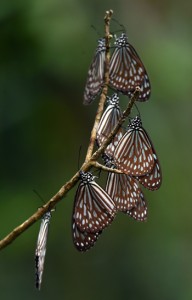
[33,189,56,212]
[90,25,102,38]
[78,145,82,171]
[134,102,141,118]
[33,189,45,205]
[111,18,126,33]
[93,168,101,179]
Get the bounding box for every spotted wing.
[136,153,162,190]
[74,180,116,233]
[106,172,143,211]
[126,192,147,221]
[83,39,105,105]
[109,34,151,101]
[72,217,102,252]
[114,127,155,176]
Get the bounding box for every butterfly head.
[107,93,120,107]
[79,171,95,184]
[102,153,116,169]
[96,38,106,53]
[42,211,52,221]
[128,116,142,130]
[114,33,128,48]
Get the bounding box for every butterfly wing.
[106,172,143,211]
[97,94,123,156]
[136,153,162,190]
[126,192,147,221]
[74,177,116,233]
[109,33,151,101]
[114,117,155,176]
[72,216,102,252]
[84,39,106,105]
[35,212,51,290]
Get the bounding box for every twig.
[91,161,123,174]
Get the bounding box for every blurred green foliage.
[1,0,192,299]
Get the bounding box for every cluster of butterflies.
[72,93,162,252]
[34,31,161,290]
[84,32,151,105]
[71,32,161,252]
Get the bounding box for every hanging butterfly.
[73,171,116,233]
[126,192,148,221]
[102,154,147,221]
[103,154,140,211]
[96,93,123,156]
[83,38,106,105]
[72,216,102,252]
[135,152,162,190]
[109,33,151,101]
[114,116,157,176]
[35,211,52,290]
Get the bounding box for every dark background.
[1,0,192,299]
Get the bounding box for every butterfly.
[35,211,52,290]
[73,171,116,234]
[96,93,123,156]
[109,33,151,101]
[103,154,148,221]
[103,154,139,211]
[83,38,106,105]
[114,116,157,176]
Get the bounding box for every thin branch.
[0,10,140,251]
[91,161,123,174]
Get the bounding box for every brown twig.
[91,161,123,174]
[0,10,139,251]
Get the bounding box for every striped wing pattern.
[106,172,143,211]
[126,192,147,221]
[74,172,116,233]
[83,38,106,105]
[97,93,123,157]
[136,153,162,190]
[109,33,151,101]
[35,212,51,290]
[72,171,117,251]
[103,154,147,221]
[72,216,102,252]
[114,116,155,176]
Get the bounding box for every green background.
[1,0,192,299]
